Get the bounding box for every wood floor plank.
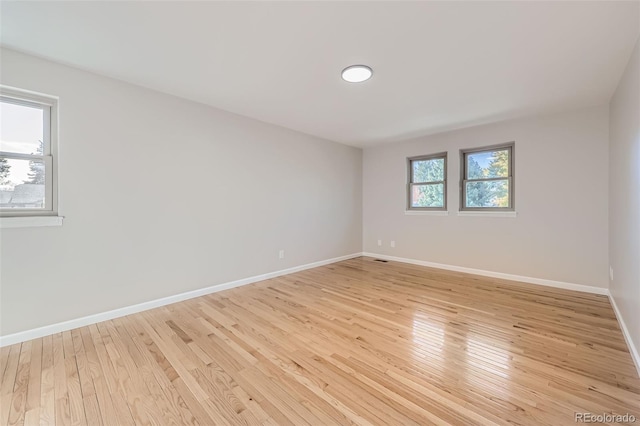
[1,257,639,425]
[0,344,21,426]
[39,335,55,426]
[24,339,42,420]
[0,347,12,388]
[63,356,86,426]
[7,341,32,426]
[52,334,70,426]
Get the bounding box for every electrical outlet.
[377,239,382,247]
[279,250,285,259]
[390,241,396,248]
[610,266,614,281]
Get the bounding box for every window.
[460,143,514,211]
[0,87,58,217]
[407,152,447,210]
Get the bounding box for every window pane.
[465,180,509,208]
[0,100,44,155]
[466,149,509,179]
[0,157,45,209]
[412,158,444,183]
[411,183,444,208]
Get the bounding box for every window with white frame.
[460,143,514,211]
[407,152,447,210]
[0,88,58,216]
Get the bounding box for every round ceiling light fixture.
[341,65,373,83]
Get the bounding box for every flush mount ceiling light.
[341,65,373,83]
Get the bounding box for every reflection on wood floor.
[1,256,639,425]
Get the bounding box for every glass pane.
[0,100,44,155]
[466,149,509,179]
[411,183,444,208]
[0,157,45,209]
[412,158,444,183]
[465,180,509,208]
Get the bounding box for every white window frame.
[0,86,59,218]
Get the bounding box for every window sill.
[0,216,64,228]
[457,211,517,218]
[405,210,449,216]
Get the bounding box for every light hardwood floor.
[1,257,639,425]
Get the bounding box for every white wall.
[0,48,362,336]
[609,37,640,362]
[363,106,609,288]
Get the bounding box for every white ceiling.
[1,1,638,147]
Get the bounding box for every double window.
[460,143,514,211]
[407,143,514,212]
[407,153,447,211]
[0,87,58,216]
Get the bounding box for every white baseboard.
[608,293,640,378]
[362,252,609,295]
[0,252,362,347]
